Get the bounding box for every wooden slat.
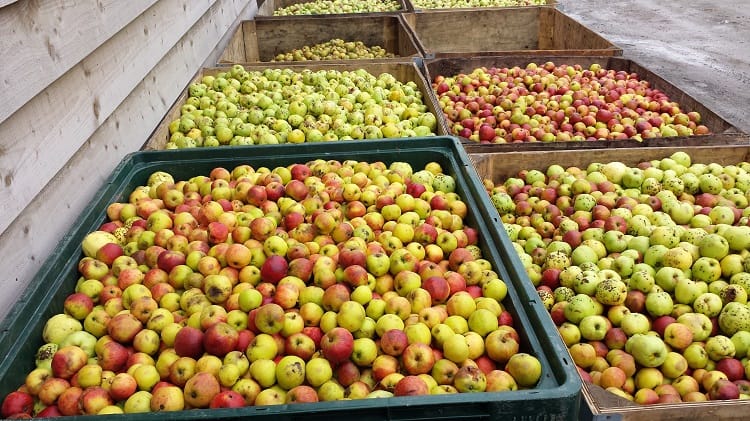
[0,0,255,324]
[469,144,750,182]
[0,0,158,124]
[218,24,247,63]
[581,381,750,420]
[220,14,421,63]
[257,0,408,16]
[0,0,217,236]
[404,7,621,57]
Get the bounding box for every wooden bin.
[257,0,409,16]
[424,55,744,149]
[218,14,424,64]
[406,0,556,11]
[402,6,620,57]
[144,60,445,150]
[469,143,750,421]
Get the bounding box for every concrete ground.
[557,0,750,134]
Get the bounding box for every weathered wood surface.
[0,0,158,124]
[0,0,255,323]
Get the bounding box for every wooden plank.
[404,7,621,57]
[469,143,750,182]
[0,0,158,124]
[218,23,247,63]
[0,0,217,236]
[219,14,421,63]
[257,0,408,16]
[581,381,750,420]
[406,0,556,9]
[0,0,255,324]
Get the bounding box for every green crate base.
[0,137,580,420]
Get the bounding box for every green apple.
[626,334,668,367]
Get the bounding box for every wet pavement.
[558,0,750,134]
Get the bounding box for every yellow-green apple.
[150,384,185,411]
[275,355,306,390]
[43,313,83,345]
[677,312,713,341]
[254,303,286,334]
[351,337,378,367]
[232,378,261,405]
[336,300,366,333]
[246,333,278,362]
[454,365,486,393]
[505,353,542,387]
[625,334,668,367]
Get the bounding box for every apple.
[505,353,542,387]
[402,342,436,375]
[320,327,354,365]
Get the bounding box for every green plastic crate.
[0,136,580,420]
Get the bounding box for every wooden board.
[218,14,423,63]
[469,143,750,182]
[257,0,409,16]
[0,0,219,236]
[401,6,618,57]
[144,60,446,149]
[406,0,555,10]
[581,381,750,420]
[0,0,255,324]
[0,0,158,124]
[423,55,743,149]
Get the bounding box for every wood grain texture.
[218,14,421,63]
[0,0,215,235]
[470,144,750,182]
[403,7,620,57]
[0,0,158,124]
[0,0,255,324]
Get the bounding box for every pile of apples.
[431,62,710,143]
[485,150,750,404]
[1,159,543,418]
[412,0,547,8]
[272,39,395,62]
[272,0,401,16]
[165,65,438,149]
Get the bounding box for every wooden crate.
[470,143,750,420]
[470,143,750,182]
[257,0,409,16]
[218,14,423,64]
[144,60,445,150]
[402,6,620,58]
[424,55,744,149]
[406,0,555,11]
